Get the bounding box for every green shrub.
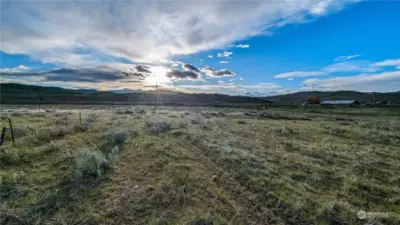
[37,126,71,141]
[276,125,296,137]
[107,145,120,162]
[0,147,25,165]
[45,141,60,152]
[86,113,97,124]
[55,116,70,125]
[10,111,23,117]
[74,148,109,178]
[73,124,89,132]
[12,126,31,138]
[365,130,392,145]
[0,113,9,120]
[146,121,171,134]
[115,109,134,115]
[191,119,199,124]
[136,109,146,114]
[32,112,46,117]
[103,129,129,145]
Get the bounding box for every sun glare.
[145,66,170,85]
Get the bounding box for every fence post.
[0,127,6,145]
[79,112,82,125]
[9,118,15,144]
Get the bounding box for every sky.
[1,0,400,96]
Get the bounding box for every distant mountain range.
[72,88,142,94]
[1,83,399,106]
[263,90,400,105]
[0,83,272,106]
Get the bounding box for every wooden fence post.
[79,112,82,125]
[0,127,6,145]
[9,118,15,144]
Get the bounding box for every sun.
[144,66,170,85]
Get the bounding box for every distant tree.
[307,96,321,104]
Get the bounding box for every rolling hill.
[0,83,272,106]
[264,90,400,105]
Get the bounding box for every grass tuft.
[73,147,109,178]
[104,129,129,145]
[146,121,171,134]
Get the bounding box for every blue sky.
[1,0,400,95]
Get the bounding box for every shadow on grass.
[1,176,103,225]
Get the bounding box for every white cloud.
[218,80,224,84]
[208,55,213,59]
[217,51,233,58]
[374,59,400,67]
[0,1,357,64]
[219,61,229,64]
[334,54,361,61]
[233,44,250,48]
[323,60,381,73]
[275,71,327,78]
[239,77,244,80]
[0,65,30,73]
[276,59,388,80]
[302,71,400,92]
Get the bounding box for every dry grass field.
[0,105,399,225]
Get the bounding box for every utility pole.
[156,84,159,108]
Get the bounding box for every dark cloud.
[182,63,201,73]
[47,68,121,82]
[202,67,216,73]
[213,69,235,76]
[134,65,152,74]
[166,69,199,80]
[0,67,147,83]
[201,67,236,78]
[122,72,147,79]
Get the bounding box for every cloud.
[276,59,390,80]
[275,71,327,78]
[219,61,229,64]
[182,63,201,73]
[334,54,361,61]
[0,65,30,73]
[237,44,249,48]
[288,78,294,80]
[217,51,233,58]
[1,1,357,66]
[134,65,152,74]
[374,59,400,67]
[166,69,200,80]
[208,55,213,59]
[230,44,250,48]
[201,67,236,78]
[0,65,149,83]
[301,71,400,92]
[323,60,381,73]
[239,77,244,80]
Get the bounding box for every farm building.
[320,100,360,106]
